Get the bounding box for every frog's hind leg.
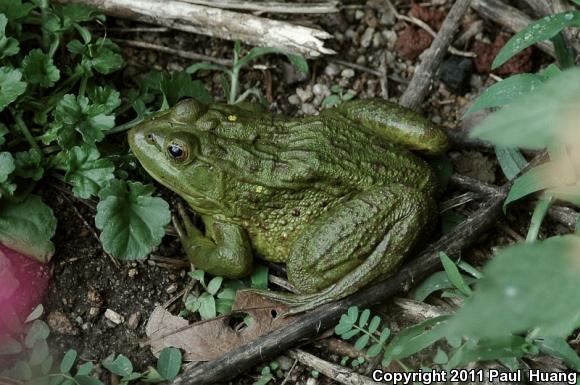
[333,99,448,155]
[250,185,433,314]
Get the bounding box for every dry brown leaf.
[145,290,295,361]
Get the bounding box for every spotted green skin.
[128,99,448,310]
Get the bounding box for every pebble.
[288,94,300,105]
[306,378,318,385]
[88,307,100,318]
[104,309,125,325]
[360,27,375,48]
[166,283,178,294]
[127,312,141,330]
[47,311,79,336]
[439,55,473,96]
[87,289,103,307]
[334,32,344,43]
[277,355,294,371]
[296,86,313,103]
[128,268,138,278]
[356,55,366,65]
[312,83,330,97]
[382,30,397,49]
[301,103,317,115]
[372,32,383,48]
[341,69,355,79]
[355,9,365,20]
[324,63,340,77]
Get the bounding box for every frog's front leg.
[173,204,253,278]
[250,185,433,314]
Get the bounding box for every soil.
[35,1,562,384]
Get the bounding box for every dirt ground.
[41,1,561,384]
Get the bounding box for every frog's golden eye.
[167,140,189,162]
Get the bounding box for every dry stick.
[400,0,473,110]
[54,0,335,58]
[180,0,339,14]
[287,349,377,385]
[470,0,555,57]
[172,191,506,385]
[112,38,232,66]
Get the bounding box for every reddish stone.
[410,3,446,31]
[395,25,433,60]
[473,34,533,75]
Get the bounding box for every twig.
[313,338,371,361]
[279,359,298,385]
[54,0,335,58]
[287,349,377,385]
[400,0,473,109]
[112,38,232,66]
[470,0,555,57]
[180,0,339,14]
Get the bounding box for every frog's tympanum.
[128,99,448,313]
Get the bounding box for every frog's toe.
[242,285,336,315]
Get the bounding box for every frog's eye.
[171,99,207,123]
[166,140,189,163]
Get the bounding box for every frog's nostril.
[146,133,155,144]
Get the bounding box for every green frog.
[128,99,448,313]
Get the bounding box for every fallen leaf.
[145,291,295,361]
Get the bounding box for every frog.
[128,98,449,313]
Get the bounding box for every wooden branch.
[287,349,377,385]
[471,0,555,57]
[172,191,506,384]
[54,0,335,58]
[400,0,473,110]
[180,0,340,14]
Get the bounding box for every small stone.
[354,9,364,20]
[312,84,330,97]
[47,311,79,336]
[432,115,442,125]
[296,86,313,103]
[382,30,397,49]
[356,55,366,65]
[341,69,355,79]
[360,27,375,48]
[395,26,433,60]
[104,309,124,325]
[281,62,309,85]
[439,55,473,95]
[334,32,344,43]
[87,289,103,307]
[277,355,294,371]
[166,283,178,294]
[380,9,395,26]
[127,312,141,330]
[306,378,318,385]
[88,307,100,318]
[372,32,383,48]
[324,63,340,77]
[128,268,138,278]
[301,103,317,115]
[288,94,300,105]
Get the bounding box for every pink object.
[0,245,51,339]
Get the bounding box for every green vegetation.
[0,305,183,384]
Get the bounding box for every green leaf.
[465,74,544,116]
[367,343,383,357]
[0,194,56,262]
[25,320,50,348]
[445,235,580,339]
[470,68,580,149]
[61,3,101,27]
[368,316,381,333]
[414,271,474,301]
[14,148,44,181]
[358,309,370,327]
[95,180,171,260]
[354,334,370,351]
[102,354,133,377]
[88,86,121,114]
[0,337,22,355]
[0,151,16,197]
[60,350,77,373]
[433,348,448,365]
[379,328,390,344]
[60,145,114,199]
[198,292,216,320]
[25,304,44,323]
[22,49,60,88]
[29,339,50,366]
[206,276,223,296]
[537,336,580,371]
[158,72,211,106]
[334,322,353,336]
[0,0,34,20]
[383,316,450,365]
[185,62,227,76]
[494,146,527,181]
[446,337,532,368]
[0,14,19,59]
[157,347,182,380]
[340,329,360,340]
[74,375,103,385]
[237,47,308,75]
[493,12,580,69]
[188,269,205,286]
[250,264,268,289]
[0,66,26,112]
[346,306,358,324]
[504,162,563,210]
[321,94,341,108]
[76,362,93,376]
[439,252,472,296]
[0,122,8,146]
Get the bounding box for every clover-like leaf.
[0,0,34,21]
[22,48,60,88]
[95,180,171,260]
[14,148,43,181]
[0,151,16,197]
[60,145,114,199]
[0,14,19,59]
[0,194,57,262]
[0,66,26,112]
[88,86,121,114]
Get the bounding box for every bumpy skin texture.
[128,99,449,311]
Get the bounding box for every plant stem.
[40,0,50,51]
[12,110,43,159]
[526,194,554,242]
[78,76,88,98]
[228,46,240,104]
